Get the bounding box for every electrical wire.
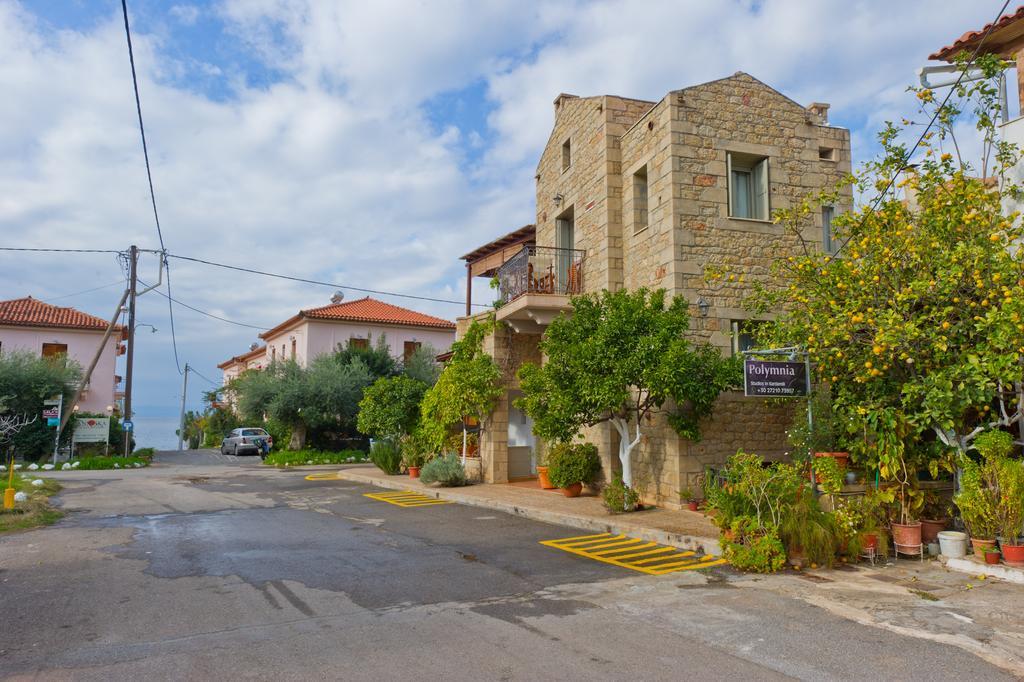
[188,366,220,386]
[166,253,485,308]
[162,256,183,374]
[832,0,1012,258]
[138,278,270,330]
[44,280,126,302]
[0,247,124,254]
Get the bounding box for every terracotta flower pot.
[537,466,556,490]
[892,521,923,549]
[984,550,1002,565]
[560,482,583,498]
[920,518,948,544]
[972,538,997,560]
[861,533,879,551]
[812,452,849,482]
[408,466,421,479]
[687,500,699,512]
[1001,542,1024,567]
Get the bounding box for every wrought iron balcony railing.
[496,245,585,305]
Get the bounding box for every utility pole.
[176,363,189,452]
[123,245,138,456]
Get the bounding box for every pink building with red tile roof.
[218,296,455,382]
[0,297,125,414]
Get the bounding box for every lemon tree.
[755,55,1024,504]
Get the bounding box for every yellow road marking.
[541,534,726,575]
[304,472,341,481]
[364,490,451,507]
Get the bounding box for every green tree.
[753,54,1024,504]
[357,375,428,440]
[0,350,81,459]
[419,318,503,453]
[333,335,397,380]
[516,288,739,487]
[402,344,442,385]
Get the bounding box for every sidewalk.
[336,466,722,555]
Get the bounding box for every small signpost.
[742,347,817,492]
[45,395,63,462]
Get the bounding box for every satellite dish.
[330,290,345,304]
[249,342,259,351]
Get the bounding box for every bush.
[547,443,601,489]
[602,477,640,513]
[721,517,787,573]
[133,447,155,458]
[263,449,368,467]
[419,453,467,487]
[369,439,403,475]
[73,456,149,470]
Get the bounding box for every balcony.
[494,245,584,332]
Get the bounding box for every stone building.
[460,72,852,507]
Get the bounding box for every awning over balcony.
[461,225,536,315]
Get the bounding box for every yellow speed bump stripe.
[540,533,727,574]
[304,472,341,481]
[363,490,451,507]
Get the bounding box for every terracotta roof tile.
[930,6,1024,61]
[0,297,119,332]
[302,297,456,330]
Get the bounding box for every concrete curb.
[941,555,1024,585]
[337,469,722,556]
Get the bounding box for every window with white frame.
[727,152,769,220]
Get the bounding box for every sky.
[0,0,1008,445]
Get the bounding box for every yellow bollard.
[3,487,13,510]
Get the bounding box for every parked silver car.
[221,427,273,457]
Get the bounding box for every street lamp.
[134,323,158,334]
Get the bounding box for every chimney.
[553,93,579,113]
[249,342,259,351]
[807,102,830,124]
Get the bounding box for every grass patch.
[71,456,150,470]
[264,449,369,467]
[133,447,156,457]
[909,589,940,601]
[0,473,64,534]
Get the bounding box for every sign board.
[743,359,809,398]
[122,420,133,432]
[73,417,110,444]
[43,398,61,426]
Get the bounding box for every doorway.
[507,391,536,479]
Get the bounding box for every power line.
[163,257,184,375]
[189,366,220,386]
[0,247,124,254]
[833,0,1012,258]
[139,278,270,330]
[44,280,126,302]
[166,253,485,308]
[120,0,165,254]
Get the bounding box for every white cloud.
[169,4,201,26]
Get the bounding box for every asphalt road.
[0,450,1016,681]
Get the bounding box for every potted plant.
[955,431,1004,559]
[920,490,951,545]
[679,487,699,511]
[547,442,601,497]
[989,433,1024,567]
[536,444,555,490]
[984,547,1002,565]
[400,432,429,478]
[464,431,479,457]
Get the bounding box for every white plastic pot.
[938,530,968,559]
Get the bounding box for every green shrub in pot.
[547,443,601,489]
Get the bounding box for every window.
[819,146,836,161]
[731,320,765,356]
[403,341,421,362]
[561,138,571,171]
[290,338,297,360]
[823,205,835,254]
[555,206,575,291]
[633,165,649,233]
[271,346,277,361]
[727,152,769,220]
[41,343,68,360]
[349,337,369,350]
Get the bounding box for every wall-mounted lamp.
[697,297,711,318]
[553,193,564,206]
